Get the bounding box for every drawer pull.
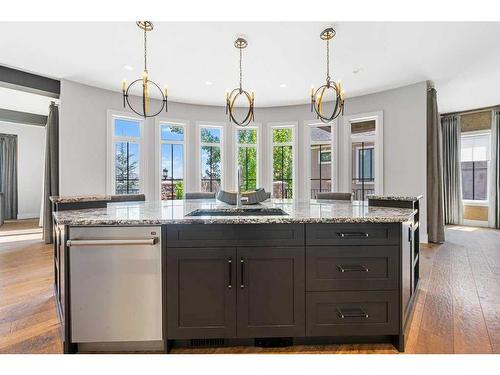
[240,258,245,289]
[338,232,369,238]
[336,264,369,273]
[228,258,232,289]
[337,308,369,319]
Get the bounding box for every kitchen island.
[53,199,418,354]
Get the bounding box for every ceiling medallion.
[122,21,168,118]
[225,37,255,127]
[310,27,345,123]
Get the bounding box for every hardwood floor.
[0,221,499,354]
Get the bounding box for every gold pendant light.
[122,21,168,118]
[310,28,345,123]
[225,37,255,127]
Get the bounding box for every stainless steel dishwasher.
[67,226,163,352]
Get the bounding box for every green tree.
[272,129,293,198]
[201,128,221,191]
[237,129,258,191]
[115,142,139,194]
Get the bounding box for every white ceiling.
[0,22,499,112]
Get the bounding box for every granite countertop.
[53,199,417,226]
[367,194,423,201]
[49,195,112,203]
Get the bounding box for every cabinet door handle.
[336,264,369,273]
[338,232,369,238]
[228,258,232,289]
[337,308,369,319]
[240,258,245,289]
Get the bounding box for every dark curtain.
[0,133,18,220]
[42,103,59,244]
[426,85,445,243]
[441,115,463,225]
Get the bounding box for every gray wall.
[59,79,428,241]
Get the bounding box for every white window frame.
[234,125,260,190]
[304,119,338,198]
[198,123,225,192]
[106,110,146,196]
[460,129,491,206]
[342,111,384,196]
[269,122,298,199]
[155,118,188,201]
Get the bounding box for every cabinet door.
[167,247,236,339]
[236,247,305,338]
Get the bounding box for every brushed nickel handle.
[240,258,245,289]
[66,238,158,247]
[228,258,232,289]
[337,308,369,319]
[336,264,369,273]
[338,232,369,238]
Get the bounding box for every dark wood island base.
[52,199,420,354]
[165,222,416,353]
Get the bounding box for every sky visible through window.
[114,118,140,137]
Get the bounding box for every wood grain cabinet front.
[167,247,237,339]
[236,247,305,338]
[306,291,399,337]
[306,223,399,246]
[166,246,305,339]
[306,245,399,291]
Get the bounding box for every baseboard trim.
[17,213,40,220]
[462,219,490,228]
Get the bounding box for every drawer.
[166,224,304,247]
[306,246,399,291]
[306,291,399,336]
[306,223,400,246]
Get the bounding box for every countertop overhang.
[53,199,417,226]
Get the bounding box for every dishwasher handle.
[66,238,158,247]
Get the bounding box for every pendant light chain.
[144,27,148,72]
[239,47,243,92]
[326,38,330,84]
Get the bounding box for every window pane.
[351,141,375,201]
[461,134,491,162]
[201,127,221,143]
[474,161,488,200]
[273,145,293,198]
[161,125,184,141]
[115,141,140,194]
[272,128,292,143]
[237,129,257,144]
[310,144,331,198]
[238,147,257,191]
[114,118,140,137]
[461,161,473,200]
[461,160,489,201]
[201,145,221,192]
[310,125,331,143]
[161,143,184,200]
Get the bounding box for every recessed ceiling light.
[353,68,361,74]
[205,81,213,86]
[279,83,287,88]
[123,64,133,71]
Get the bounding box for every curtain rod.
[440,104,500,117]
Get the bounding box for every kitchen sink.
[186,207,288,217]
